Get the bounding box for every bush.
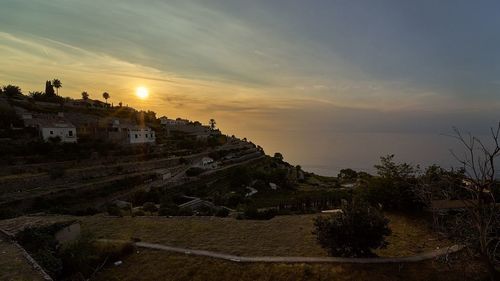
[133,210,145,216]
[142,202,158,214]
[59,234,134,279]
[178,207,194,216]
[158,202,180,216]
[185,167,204,177]
[355,177,424,212]
[215,208,230,217]
[313,201,391,257]
[195,205,214,216]
[240,207,277,220]
[106,205,122,217]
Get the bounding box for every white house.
[40,121,77,143]
[201,157,214,166]
[127,126,156,144]
[159,117,190,126]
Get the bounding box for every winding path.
[134,241,464,264]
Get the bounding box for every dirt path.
[133,241,464,264]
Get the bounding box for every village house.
[201,157,214,166]
[22,112,78,143]
[40,121,77,143]
[159,117,190,126]
[94,118,156,145]
[127,126,156,144]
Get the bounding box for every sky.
[1,0,499,174]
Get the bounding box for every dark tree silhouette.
[102,92,110,104]
[45,81,55,96]
[446,124,500,280]
[209,118,217,130]
[2,85,22,97]
[313,201,391,257]
[52,79,62,95]
[81,91,89,100]
[274,152,284,161]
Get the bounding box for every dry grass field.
[79,213,451,257]
[94,250,483,281]
[0,238,44,281]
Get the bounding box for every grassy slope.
[0,238,44,281]
[80,213,450,257]
[95,251,483,281]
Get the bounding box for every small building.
[40,121,77,143]
[160,117,190,126]
[175,118,189,125]
[159,116,177,126]
[201,157,214,166]
[127,126,156,144]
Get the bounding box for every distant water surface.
[241,130,487,176]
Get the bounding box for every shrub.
[142,202,158,214]
[133,210,145,216]
[240,207,277,220]
[313,202,391,257]
[106,205,122,217]
[195,205,214,216]
[215,208,230,217]
[178,207,194,216]
[185,167,204,177]
[158,202,180,216]
[59,234,134,279]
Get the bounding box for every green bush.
[313,201,391,257]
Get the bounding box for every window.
[145,134,148,138]
[68,130,73,136]
[50,130,54,135]
[135,134,138,138]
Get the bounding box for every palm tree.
[81,91,89,100]
[52,79,62,95]
[102,92,110,104]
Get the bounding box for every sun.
[136,86,149,99]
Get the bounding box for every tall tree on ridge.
[45,81,55,96]
[81,91,89,100]
[52,79,62,95]
[209,118,217,130]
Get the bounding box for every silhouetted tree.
[45,81,55,96]
[274,152,284,161]
[52,79,62,95]
[209,119,217,130]
[102,92,110,104]
[81,91,89,100]
[444,124,500,280]
[2,85,22,97]
[338,168,358,181]
[118,101,122,107]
